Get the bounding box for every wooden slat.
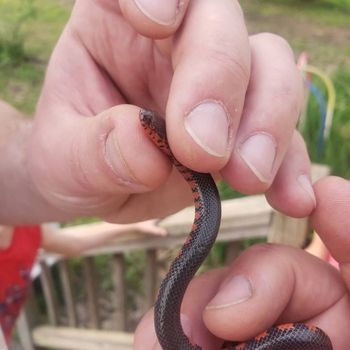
[58,260,78,327]
[40,167,331,261]
[41,165,329,258]
[162,194,272,237]
[225,241,241,264]
[268,215,309,247]
[23,284,40,326]
[38,195,271,261]
[143,249,158,311]
[309,163,331,181]
[39,261,59,326]
[16,285,38,350]
[16,310,35,350]
[32,325,133,350]
[111,253,126,331]
[0,328,7,350]
[83,257,100,329]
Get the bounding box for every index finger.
[166,0,250,171]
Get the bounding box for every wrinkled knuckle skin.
[208,45,250,86]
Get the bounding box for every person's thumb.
[28,104,171,217]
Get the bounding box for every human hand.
[133,176,350,349]
[134,243,350,349]
[29,0,310,223]
[131,219,167,236]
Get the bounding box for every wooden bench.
[16,164,330,350]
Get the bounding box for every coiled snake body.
[140,109,333,350]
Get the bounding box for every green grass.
[242,1,350,180]
[242,1,350,71]
[305,68,350,178]
[0,0,70,113]
[244,0,350,27]
[0,62,43,112]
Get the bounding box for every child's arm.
[41,220,167,257]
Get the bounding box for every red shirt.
[0,226,41,344]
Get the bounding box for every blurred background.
[244,0,350,182]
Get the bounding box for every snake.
[139,109,333,350]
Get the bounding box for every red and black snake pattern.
[139,109,333,350]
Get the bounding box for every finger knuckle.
[246,243,280,256]
[209,46,250,84]
[271,82,301,119]
[242,243,295,265]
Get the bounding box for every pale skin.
[1,0,346,347]
[0,100,165,250]
[0,219,166,257]
[1,0,314,225]
[0,101,41,224]
[134,177,350,350]
[40,219,166,256]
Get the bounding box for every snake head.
[140,109,167,140]
[139,109,165,134]
[139,109,172,157]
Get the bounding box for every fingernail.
[206,275,252,310]
[297,174,316,207]
[238,133,277,183]
[134,0,181,25]
[185,101,232,157]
